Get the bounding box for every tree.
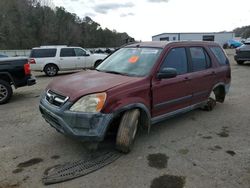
[0,0,134,49]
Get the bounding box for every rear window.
[210,47,228,65]
[30,49,56,58]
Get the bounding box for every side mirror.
[85,52,90,56]
[157,68,177,79]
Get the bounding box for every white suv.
[29,46,107,76]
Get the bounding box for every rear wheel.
[116,109,140,153]
[202,92,216,111]
[44,64,58,77]
[0,80,13,104]
[236,60,244,65]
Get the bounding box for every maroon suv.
[39,41,231,153]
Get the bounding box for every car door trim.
[152,101,205,124]
[154,94,192,110]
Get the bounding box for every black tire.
[94,60,102,68]
[44,64,58,77]
[223,43,228,49]
[0,80,13,104]
[236,60,244,65]
[116,109,140,153]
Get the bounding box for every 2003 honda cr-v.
[39,41,231,153]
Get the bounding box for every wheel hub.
[0,84,8,102]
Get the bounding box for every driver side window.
[160,48,188,75]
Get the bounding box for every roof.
[152,32,235,38]
[125,41,219,48]
[125,41,171,48]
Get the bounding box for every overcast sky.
[52,0,250,41]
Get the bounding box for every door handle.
[60,58,63,60]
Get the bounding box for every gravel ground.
[0,49,250,188]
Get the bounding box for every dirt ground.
[0,49,250,188]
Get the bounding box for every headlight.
[70,93,106,113]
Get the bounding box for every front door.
[74,48,86,68]
[59,48,77,70]
[152,47,192,117]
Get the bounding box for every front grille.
[45,90,69,107]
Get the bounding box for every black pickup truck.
[0,57,36,104]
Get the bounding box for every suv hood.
[47,70,142,102]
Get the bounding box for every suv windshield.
[96,47,162,77]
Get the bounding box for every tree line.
[0,0,134,50]
[233,25,250,39]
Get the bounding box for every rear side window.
[210,47,228,65]
[60,48,76,57]
[161,48,188,75]
[30,49,56,58]
[190,47,210,71]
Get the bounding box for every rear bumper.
[27,77,36,86]
[39,96,113,142]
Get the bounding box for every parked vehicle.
[223,39,242,49]
[234,42,250,65]
[0,53,8,58]
[29,46,107,76]
[0,57,36,104]
[39,41,231,153]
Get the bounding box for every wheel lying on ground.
[0,80,13,104]
[44,64,58,77]
[116,109,140,153]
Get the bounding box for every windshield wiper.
[97,70,130,76]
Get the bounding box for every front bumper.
[39,96,113,142]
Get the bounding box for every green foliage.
[0,0,134,49]
[233,25,250,39]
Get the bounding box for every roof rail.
[39,45,68,48]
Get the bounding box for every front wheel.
[94,60,102,68]
[44,64,58,77]
[0,80,13,104]
[116,109,140,153]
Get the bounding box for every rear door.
[187,47,216,104]
[152,47,193,117]
[59,48,77,70]
[209,46,231,89]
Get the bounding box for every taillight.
[24,63,31,75]
[28,58,36,64]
